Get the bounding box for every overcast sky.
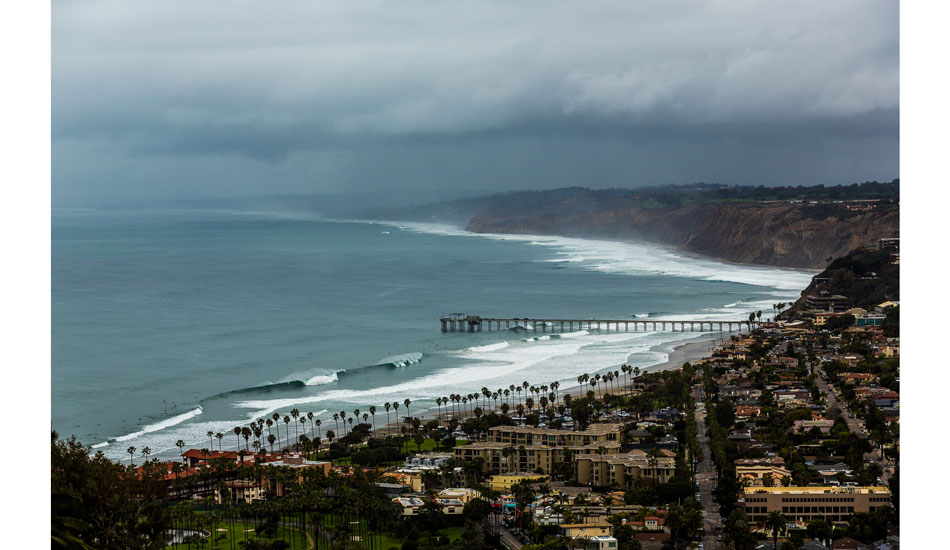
[52,0,898,207]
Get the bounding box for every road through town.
[815,369,892,484]
[694,384,721,550]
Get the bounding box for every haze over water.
[52,209,812,461]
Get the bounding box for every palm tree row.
[170,365,642,459]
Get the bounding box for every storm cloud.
[52,0,898,206]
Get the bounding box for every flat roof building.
[575,451,676,489]
[743,486,892,524]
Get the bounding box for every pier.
[440,314,754,333]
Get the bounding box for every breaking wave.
[114,407,204,443]
[465,342,510,352]
[304,372,340,386]
[383,221,812,291]
[373,352,423,368]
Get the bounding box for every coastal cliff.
[368,182,899,270]
[466,202,899,269]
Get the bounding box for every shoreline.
[370,332,726,436]
[370,217,820,275]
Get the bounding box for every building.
[455,440,620,475]
[404,452,453,469]
[486,423,628,447]
[855,314,885,327]
[574,450,676,488]
[839,373,877,385]
[489,474,549,491]
[586,536,619,550]
[561,524,613,539]
[805,293,850,313]
[792,419,835,435]
[438,487,482,504]
[215,480,265,504]
[181,449,254,468]
[435,497,465,515]
[393,497,425,516]
[735,457,792,486]
[743,486,892,524]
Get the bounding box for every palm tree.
[267,433,276,453]
[404,399,411,423]
[384,403,391,436]
[369,406,377,433]
[141,446,151,462]
[241,427,252,451]
[176,439,186,461]
[291,408,300,444]
[215,432,224,451]
[270,413,280,448]
[233,426,242,451]
[393,401,400,425]
[283,415,291,443]
[765,511,787,550]
[127,445,136,467]
[307,411,314,438]
[206,430,214,450]
[315,419,322,444]
[333,412,340,435]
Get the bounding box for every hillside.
[784,245,900,317]
[379,183,899,269]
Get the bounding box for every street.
[814,368,892,483]
[499,525,524,550]
[694,384,721,550]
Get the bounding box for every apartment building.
[455,440,621,475]
[574,450,676,488]
[486,423,628,447]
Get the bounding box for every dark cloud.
[52,0,899,206]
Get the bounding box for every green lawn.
[168,520,310,549]
[374,526,463,550]
[409,438,470,452]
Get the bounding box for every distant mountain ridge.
[374,182,899,269]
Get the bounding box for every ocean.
[51,208,812,461]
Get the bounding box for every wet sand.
[371,332,731,434]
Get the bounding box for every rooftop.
[744,486,890,495]
[489,423,627,436]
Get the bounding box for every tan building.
[435,497,465,515]
[438,487,482,503]
[743,486,892,524]
[735,457,791,486]
[561,524,613,539]
[575,450,676,488]
[486,423,628,447]
[489,474,549,492]
[455,440,620,475]
[215,480,265,504]
[393,497,425,516]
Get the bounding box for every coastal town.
[52,241,899,550]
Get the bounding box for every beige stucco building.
[743,486,892,523]
[574,450,676,488]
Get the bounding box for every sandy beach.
[370,331,731,434]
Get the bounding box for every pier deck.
[440,314,754,333]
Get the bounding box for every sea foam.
[385,221,812,291]
[114,407,204,442]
